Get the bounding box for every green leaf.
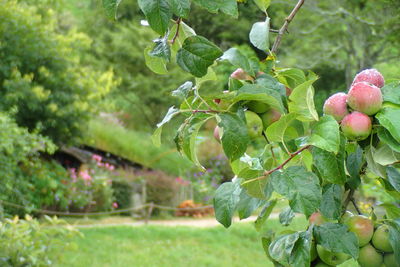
[138,0,172,35]
[157,106,180,127]
[320,184,343,220]
[255,199,277,231]
[346,145,363,189]
[366,146,387,178]
[269,232,300,266]
[382,81,400,105]
[177,36,223,77]
[313,223,359,259]
[218,113,250,161]
[152,127,163,147]
[192,0,238,17]
[213,181,241,228]
[233,84,285,113]
[373,144,400,165]
[378,127,400,153]
[174,113,213,169]
[265,113,297,143]
[169,0,191,18]
[289,78,319,122]
[386,166,400,192]
[380,203,400,219]
[256,74,286,96]
[249,18,270,51]
[195,67,217,88]
[312,145,346,185]
[172,81,193,99]
[308,116,340,153]
[279,207,295,226]
[253,0,271,13]
[277,68,307,89]
[290,230,313,267]
[102,0,122,19]
[271,166,322,217]
[376,107,400,142]
[150,36,171,61]
[144,46,168,74]
[237,190,263,220]
[220,48,255,76]
[387,220,400,265]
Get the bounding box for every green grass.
[56,219,358,267]
[86,118,193,176]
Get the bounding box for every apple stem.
[171,17,182,44]
[350,198,362,215]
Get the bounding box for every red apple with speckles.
[345,215,374,247]
[230,68,253,81]
[213,126,221,142]
[347,82,383,115]
[309,212,330,226]
[323,92,349,121]
[341,112,372,141]
[352,68,385,88]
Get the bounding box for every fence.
[0,200,213,224]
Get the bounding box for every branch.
[271,0,306,54]
[171,18,182,44]
[342,189,355,215]
[241,145,311,185]
[351,198,362,215]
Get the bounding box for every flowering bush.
[63,154,116,212]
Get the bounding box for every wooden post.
[145,202,154,225]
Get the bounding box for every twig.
[171,18,182,44]
[351,198,362,215]
[270,29,280,33]
[271,0,305,54]
[191,109,219,114]
[262,132,277,165]
[342,189,355,215]
[241,145,311,185]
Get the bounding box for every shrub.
[0,0,116,144]
[0,215,80,267]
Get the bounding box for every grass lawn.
[56,218,358,267]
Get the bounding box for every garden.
[0,0,399,266]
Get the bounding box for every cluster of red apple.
[309,211,396,267]
[323,69,385,141]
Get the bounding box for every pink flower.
[112,202,118,209]
[92,154,102,162]
[109,165,115,171]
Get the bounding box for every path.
[73,214,279,228]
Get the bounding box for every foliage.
[0,215,80,267]
[108,0,400,266]
[0,112,55,215]
[142,170,180,212]
[0,0,116,144]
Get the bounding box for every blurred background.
[0,0,399,266]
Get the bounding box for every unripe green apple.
[310,240,317,261]
[245,111,263,139]
[340,112,372,141]
[372,224,393,253]
[358,243,383,267]
[309,212,330,226]
[247,101,269,113]
[314,261,334,267]
[339,211,354,224]
[260,109,281,130]
[352,69,385,88]
[317,245,351,266]
[347,82,383,115]
[345,215,374,247]
[323,92,349,121]
[384,253,399,267]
